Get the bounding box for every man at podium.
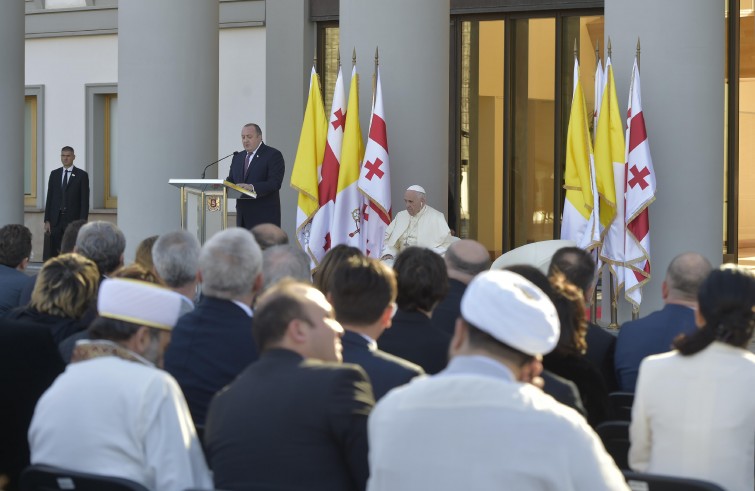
[226,123,285,228]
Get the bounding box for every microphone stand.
[201,151,238,179]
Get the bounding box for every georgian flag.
[358,67,392,258]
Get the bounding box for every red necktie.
[244,153,252,178]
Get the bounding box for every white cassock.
[367,355,629,491]
[381,204,454,258]
[29,349,212,491]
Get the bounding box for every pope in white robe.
[381,185,454,260]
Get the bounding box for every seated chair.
[20,465,149,491]
[623,470,726,491]
[608,391,634,421]
[595,420,630,470]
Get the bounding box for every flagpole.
[631,37,642,321]
[604,37,620,330]
[373,47,379,111]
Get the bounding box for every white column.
[0,0,25,226]
[605,0,724,318]
[265,0,316,238]
[340,0,450,214]
[117,0,219,260]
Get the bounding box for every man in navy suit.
[330,256,424,400]
[614,252,712,392]
[226,123,285,228]
[205,280,373,491]
[164,228,263,426]
[43,146,89,259]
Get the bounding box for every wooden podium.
[168,179,256,243]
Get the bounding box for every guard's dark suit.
[43,166,89,257]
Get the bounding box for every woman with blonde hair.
[6,253,99,344]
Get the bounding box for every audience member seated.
[548,246,618,391]
[205,280,374,491]
[134,234,159,272]
[504,264,587,417]
[431,239,490,336]
[251,223,289,250]
[330,256,424,400]
[0,319,65,490]
[543,274,609,427]
[164,228,262,427]
[6,254,99,344]
[312,244,363,294]
[0,224,35,315]
[378,247,451,374]
[151,230,201,314]
[58,263,162,363]
[59,219,87,255]
[366,270,628,491]
[73,221,126,281]
[28,279,211,491]
[629,265,755,491]
[615,252,712,392]
[261,244,311,292]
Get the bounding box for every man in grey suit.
[43,146,90,259]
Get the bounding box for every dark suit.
[378,309,451,375]
[226,143,285,228]
[0,320,65,490]
[585,322,619,392]
[614,303,697,392]
[164,296,258,426]
[543,352,610,428]
[43,166,90,258]
[431,278,466,336]
[541,369,587,417]
[205,348,374,491]
[0,265,34,315]
[342,330,424,400]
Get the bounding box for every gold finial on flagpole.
[375,46,379,67]
[607,37,612,59]
[352,47,357,67]
[573,38,578,60]
[595,40,600,64]
[636,37,641,72]
[337,47,341,68]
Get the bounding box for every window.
[451,12,602,256]
[317,22,340,111]
[86,83,117,209]
[24,86,44,208]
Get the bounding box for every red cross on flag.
[308,66,346,266]
[358,67,392,258]
[623,57,656,308]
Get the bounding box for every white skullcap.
[460,270,560,356]
[406,185,426,194]
[98,278,184,331]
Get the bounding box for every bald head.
[251,223,289,250]
[445,239,491,283]
[664,252,713,303]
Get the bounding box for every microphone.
[201,151,238,179]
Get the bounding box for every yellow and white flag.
[290,67,327,250]
[560,58,597,250]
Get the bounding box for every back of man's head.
[445,239,490,283]
[394,247,448,312]
[665,252,713,303]
[330,256,397,327]
[199,228,262,300]
[252,280,310,352]
[251,223,289,250]
[152,230,201,289]
[74,221,126,276]
[0,224,32,269]
[60,219,87,254]
[262,244,311,291]
[547,247,596,296]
